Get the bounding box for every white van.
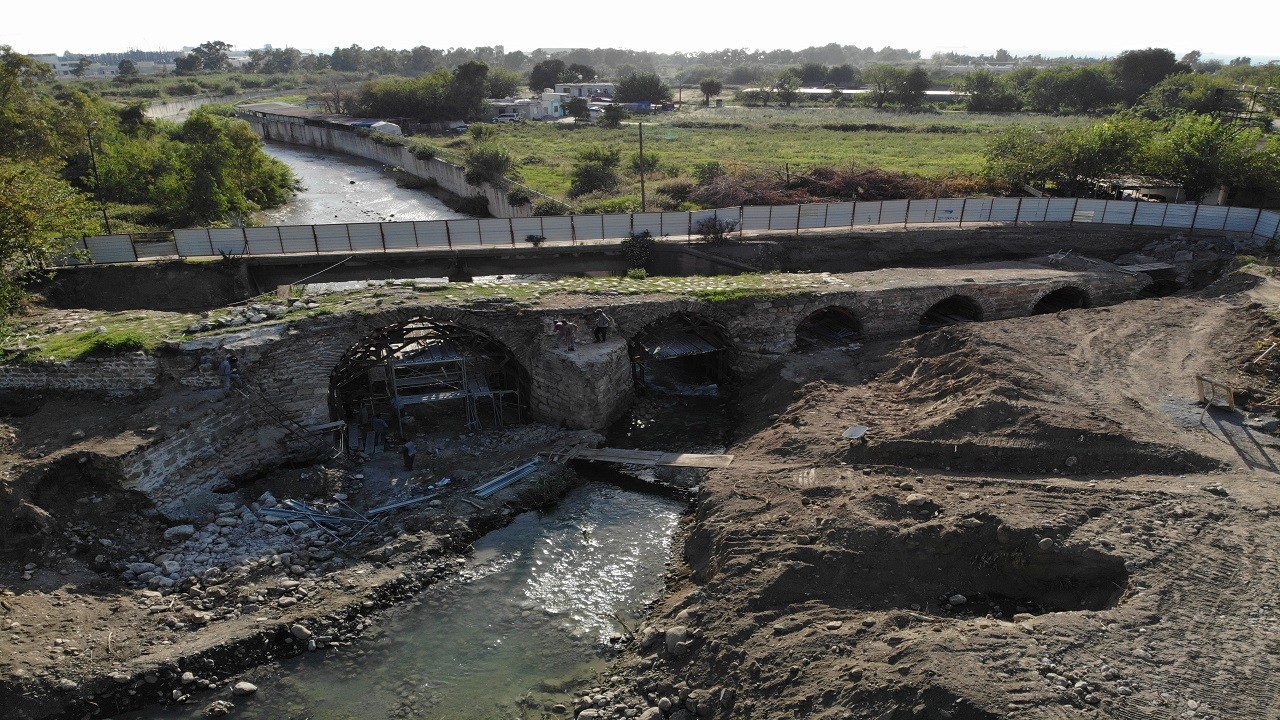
[491,113,521,123]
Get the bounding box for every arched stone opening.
[1032,286,1090,315]
[1137,276,1183,298]
[330,318,527,446]
[630,312,733,395]
[919,295,983,332]
[796,306,864,350]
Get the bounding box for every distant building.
[488,89,571,120]
[554,82,616,100]
[26,53,173,79]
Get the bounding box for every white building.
[488,89,571,120]
[554,82,616,99]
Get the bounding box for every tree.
[174,53,202,74]
[827,64,859,87]
[487,68,523,99]
[615,72,669,104]
[191,41,232,72]
[1112,48,1187,104]
[114,59,139,85]
[773,70,802,107]
[601,104,626,127]
[529,58,565,92]
[1142,73,1242,117]
[862,64,902,108]
[955,69,1019,112]
[565,63,596,82]
[1143,113,1279,203]
[70,57,91,77]
[566,96,590,121]
[0,160,96,317]
[699,78,723,105]
[897,66,930,109]
[569,146,621,197]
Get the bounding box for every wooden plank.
[657,453,735,468]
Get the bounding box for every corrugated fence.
[60,198,1280,266]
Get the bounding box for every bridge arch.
[629,311,734,394]
[795,305,864,350]
[1031,286,1090,315]
[919,294,984,332]
[329,317,528,438]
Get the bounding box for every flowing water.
[120,482,684,720]
[258,142,468,226]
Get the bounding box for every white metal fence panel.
[447,220,482,247]
[853,201,884,225]
[245,227,284,255]
[314,224,352,252]
[85,236,138,263]
[1225,207,1260,233]
[1015,198,1049,223]
[631,212,663,237]
[1162,204,1196,228]
[347,224,383,251]
[539,216,574,243]
[209,228,248,255]
[798,203,829,229]
[1193,205,1229,230]
[935,199,965,223]
[763,205,796,231]
[414,221,450,248]
[1045,198,1077,222]
[381,222,417,250]
[478,218,514,245]
[511,217,545,242]
[1073,199,1108,223]
[174,229,214,257]
[991,198,1022,222]
[601,213,632,239]
[660,211,690,236]
[962,198,993,223]
[907,199,938,224]
[879,200,909,225]
[573,215,605,242]
[1102,201,1137,225]
[740,206,771,232]
[825,202,855,227]
[1256,211,1280,240]
[1133,204,1168,227]
[133,241,178,260]
[278,226,317,254]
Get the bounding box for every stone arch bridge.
[125,259,1146,516]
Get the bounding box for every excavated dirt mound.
[618,273,1280,720]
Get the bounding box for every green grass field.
[415,106,1092,202]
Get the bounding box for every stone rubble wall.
[0,353,159,396]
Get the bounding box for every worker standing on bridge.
[593,309,612,342]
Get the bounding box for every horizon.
[7,0,1278,64]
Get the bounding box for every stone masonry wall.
[0,354,159,396]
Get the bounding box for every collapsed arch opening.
[630,312,732,395]
[1032,286,1090,315]
[919,295,983,332]
[795,306,864,350]
[330,319,527,443]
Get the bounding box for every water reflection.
[119,483,682,720]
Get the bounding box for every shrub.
[694,217,740,244]
[410,145,437,161]
[533,199,571,216]
[568,146,622,198]
[579,195,642,214]
[625,267,648,280]
[621,230,656,269]
[525,234,545,247]
[692,161,725,184]
[86,330,150,355]
[464,145,514,188]
[449,195,490,216]
[506,187,532,206]
[468,124,497,142]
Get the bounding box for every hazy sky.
[7,0,1276,61]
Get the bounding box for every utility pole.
[86,121,113,235]
[638,122,647,212]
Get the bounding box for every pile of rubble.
[184,300,317,334]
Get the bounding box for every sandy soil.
[614,269,1280,720]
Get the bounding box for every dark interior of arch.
[796,306,864,350]
[631,312,731,395]
[919,295,983,332]
[330,319,526,436]
[1032,287,1090,315]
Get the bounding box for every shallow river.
[121,482,685,720]
[258,142,468,226]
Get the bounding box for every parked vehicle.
[491,113,521,123]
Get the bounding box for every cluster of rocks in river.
[119,491,347,593]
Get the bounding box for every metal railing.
[59,197,1280,265]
